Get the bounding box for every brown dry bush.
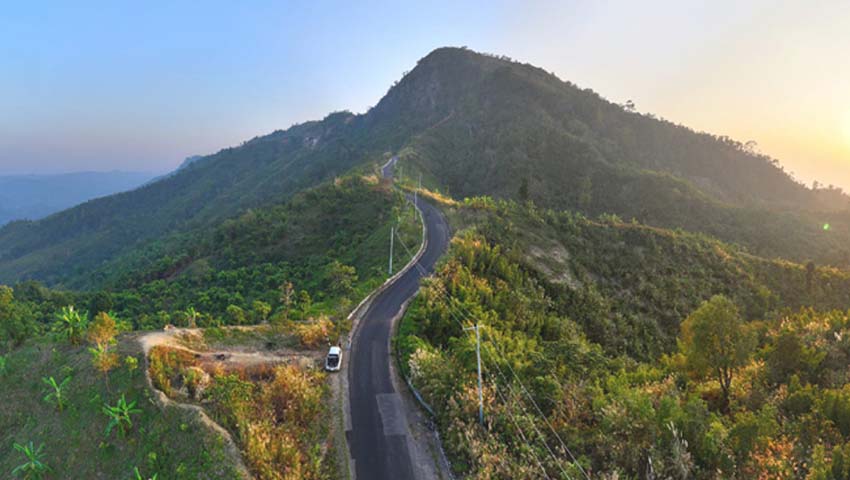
[293,316,334,348]
[148,345,197,397]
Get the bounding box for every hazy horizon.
[2,1,849,190]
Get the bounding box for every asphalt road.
[347,159,450,479]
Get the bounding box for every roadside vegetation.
[398,197,850,479]
[149,339,332,480]
[0,172,423,478]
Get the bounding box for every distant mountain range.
[0,171,158,226]
[1,47,849,287]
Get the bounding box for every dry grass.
[147,343,333,479]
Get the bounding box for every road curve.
[346,162,451,479]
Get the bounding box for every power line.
[486,361,554,480]
[393,195,589,479]
[483,349,573,480]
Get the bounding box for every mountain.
[143,155,204,186]
[388,48,850,263]
[1,46,849,288]
[0,171,157,226]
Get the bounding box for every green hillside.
[0,336,240,479]
[398,197,850,478]
[0,113,410,288]
[1,176,420,345]
[390,48,850,264]
[2,47,850,287]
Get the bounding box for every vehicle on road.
[325,346,342,372]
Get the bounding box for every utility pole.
[389,226,394,275]
[464,323,484,425]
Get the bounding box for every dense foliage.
[3,47,850,288]
[0,176,419,350]
[388,48,850,264]
[399,199,850,479]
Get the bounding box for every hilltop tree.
[87,312,119,388]
[679,295,754,409]
[87,312,117,347]
[0,286,36,347]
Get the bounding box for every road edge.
[337,189,430,480]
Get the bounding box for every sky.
[1,1,849,190]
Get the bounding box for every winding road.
[346,158,451,479]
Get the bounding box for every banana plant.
[133,466,159,480]
[53,305,89,345]
[0,354,7,376]
[11,442,49,479]
[103,394,142,438]
[42,376,71,412]
[183,306,199,328]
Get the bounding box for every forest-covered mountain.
[0,171,156,227]
[1,47,848,288]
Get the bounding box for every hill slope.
[391,48,850,263]
[0,171,156,226]
[2,47,849,287]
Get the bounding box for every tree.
[11,442,49,479]
[225,305,246,325]
[326,261,357,296]
[89,344,119,389]
[279,282,295,323]
[679,295,753,409]
[298,290,312,316]
[0,287,37,347]
[87,312,119,388]
[252,300,271,323]
[42,376,71,412]
[806,261,816,293]
[102,394,142,438]
[87,312,117,348]
[87,291,113,317]
[0,354,7,377]
[53,306,88,345]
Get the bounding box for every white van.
[325,346,342,372]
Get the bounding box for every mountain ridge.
[1,46,848,287]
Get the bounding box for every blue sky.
[2,1,849,190]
